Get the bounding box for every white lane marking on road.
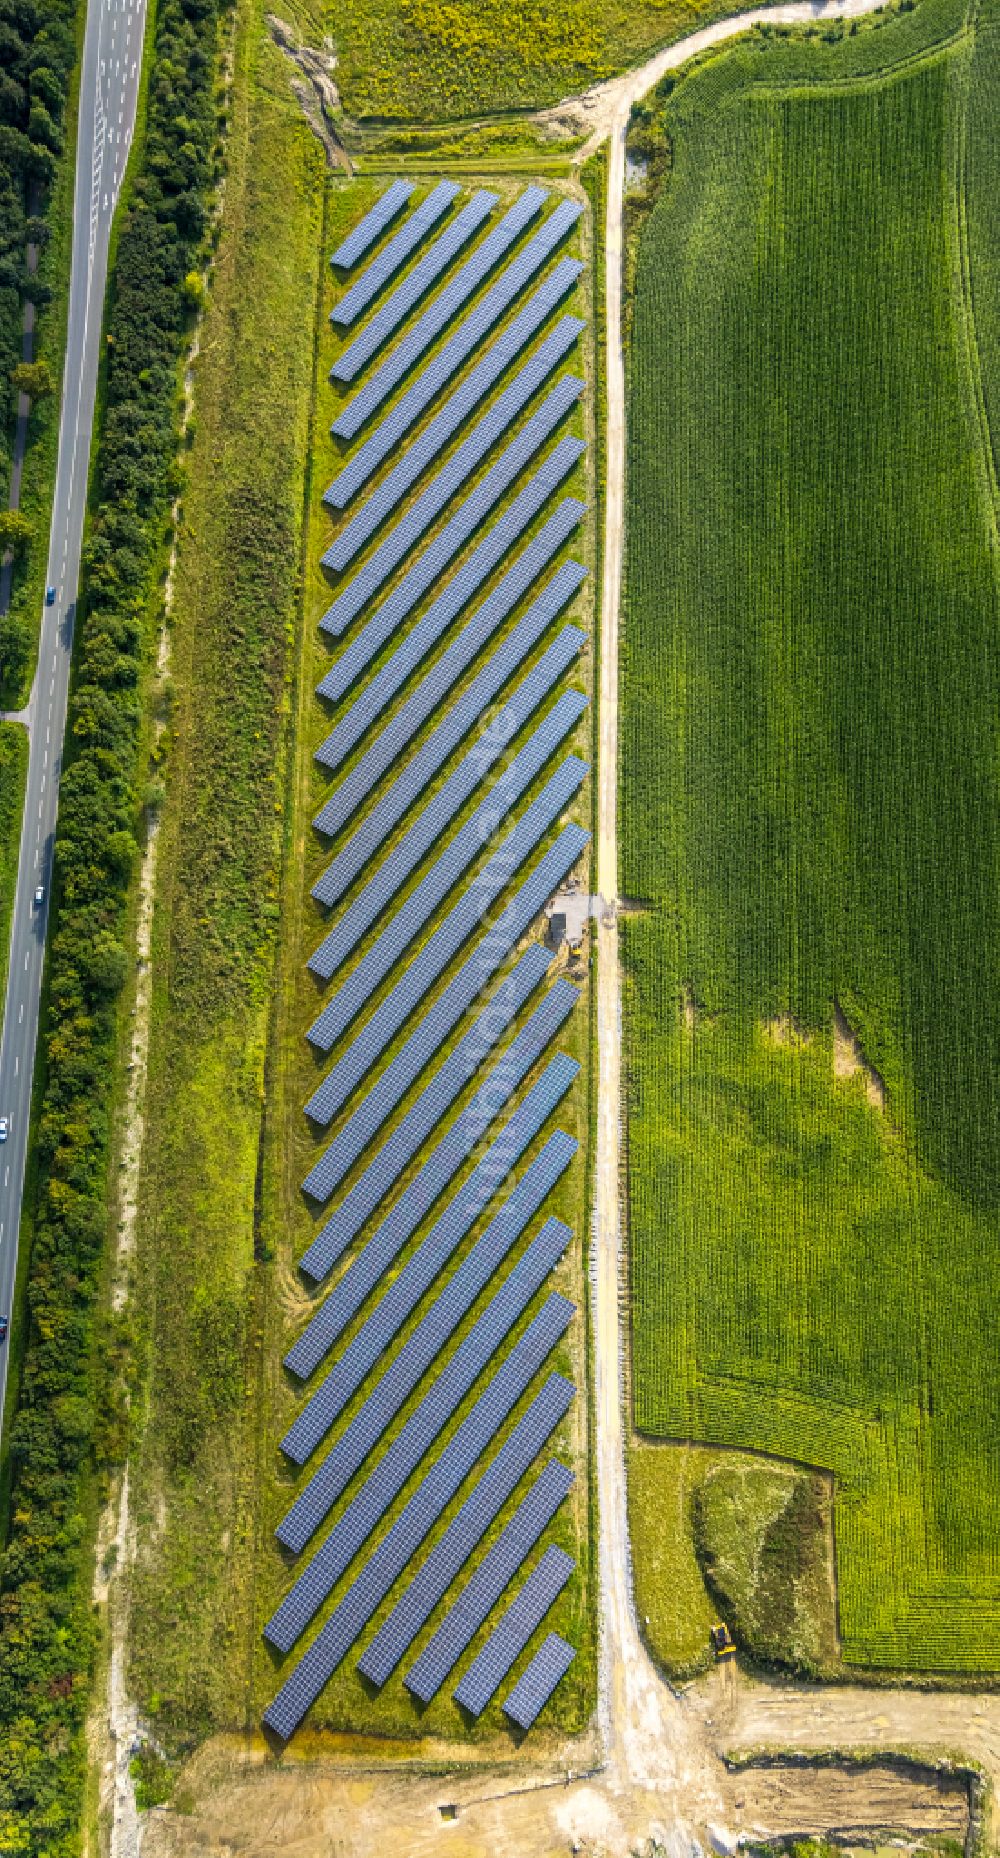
[3,1171,7,1188]
[17,1006,22,1024]
[22,954,27,970]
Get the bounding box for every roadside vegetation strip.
[621,0,1000,1676]
[0,0,226,1836]
[0,0,83,705]
[0,724,28,1006]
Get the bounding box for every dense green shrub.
[0,0,76,490]
[0,0,226,1843]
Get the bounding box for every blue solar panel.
[358,1395,575,1685]
[317,456,582,710]
[330,186,545,405]
[404,1459,574,1703]
[285,1138,574,1482]
[331,191,497,382]
[262,1300,574,1690]
[306,756,586,1057]
[312,649,586,909]
[311,698,587,978]
[333,197,582,447]
[330,181,414,271]
[301,822,589,1204]
[332,181,459,327]
[319,346,582,624]
[295,964,573,1296]
[503,1632,576,1729]
[280,1181,572,1533]
[314,556,586,828]
[452,1544,574,1716]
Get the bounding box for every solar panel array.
[405,1459,574,1703]
[314,560,586,824]
[332,197,581,447]
[331,186,544,406]
[312,653,585,907]
[310,699,587,978]
[324,347,581,600]
[265,181,588,1741]
[317,458,583,707]
[326,286,582,548]
[301,823,587,1205]
[359,1409,574,1686]
[284,1145,575,1471]
[503,1632,576,1730]
[306,757,587,1053]
[331,191,497,384]
[330,180,413,271]
[264,1300,574,1661]
[277,1214,573,1564]
[319,358,582,635]
[264,1379,573,1739]
[296,963,573,1292]
[452,1544,575,1716]
[292,1048,578,1379]
[332,180,459,327]
[303,822,589,1149]
[316,488,583,752]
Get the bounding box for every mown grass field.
[622,0,1000,1673]
[128,0,599,1758]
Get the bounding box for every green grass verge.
[621,0,1000,1675]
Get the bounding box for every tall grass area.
[127,0,327,1739]
[332,0,761,121]
[621,0,1000,1672]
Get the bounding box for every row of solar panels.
[297,955,569,1290]
[318,444,584,721]
[310,692,587,979]
[330,194,580,455]
[306,757,587,1055]
[264,181,586,1743]
[264,1327,575,1738]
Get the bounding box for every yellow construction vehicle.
[710,1623,736,1660]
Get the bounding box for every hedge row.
[0,0,226,1844]
[0,0,77,489]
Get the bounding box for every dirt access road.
[142,6,993,1855]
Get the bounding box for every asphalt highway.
[0,0,147,1440]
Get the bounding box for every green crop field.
[621,0,1000,1673]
